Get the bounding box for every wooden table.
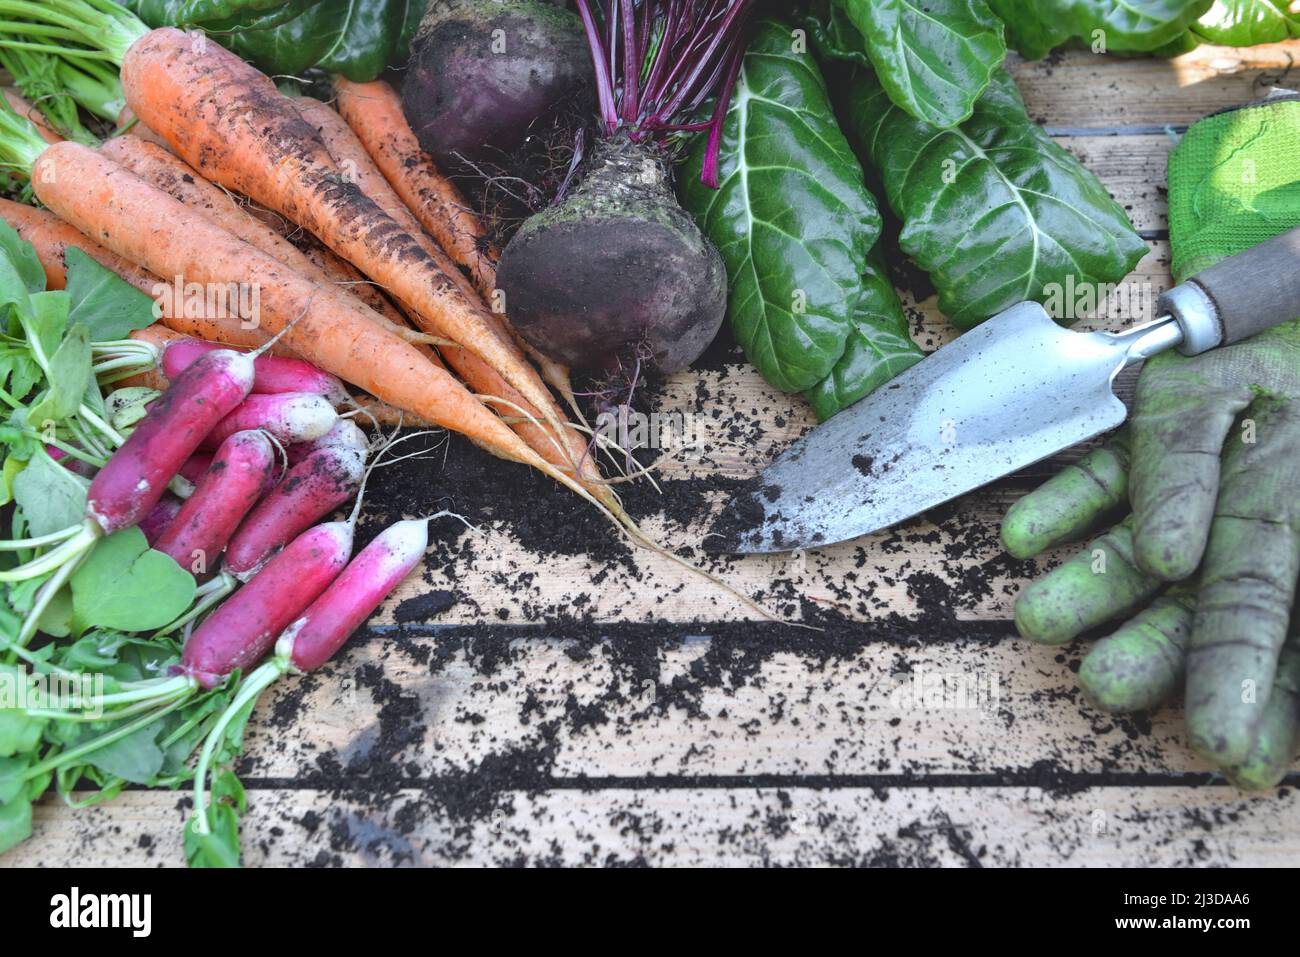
[9,41,1300,868]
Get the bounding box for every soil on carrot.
[219,345,1239,868]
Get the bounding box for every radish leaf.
[847,67,1147,330]
[0,665,47,756]
[680,19,881,393]
[12,451,87,538]
[71,720,166,785]
[70,528,196,633]
[26,323,92,427]
[0,793,31,854]
[0,220,44,296]
[65,249,156,341]
[837,0,1007,128]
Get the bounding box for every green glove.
[1003,92,1300,783]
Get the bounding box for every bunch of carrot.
[0,10,616,526]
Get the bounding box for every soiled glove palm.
[1000,91,1300,788]
[1004,324,1300,784]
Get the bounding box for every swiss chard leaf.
[989,0,1214,59]
[132,0,426,81]
[65,249,156,340]
[847,67,1148,330]
[804,251,924,421]
[1191,0,1300,44]
[680,19,882,393]
[836,0,1007,128]
[70,528,196,634]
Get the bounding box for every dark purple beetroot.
[497,135,727,374]
[402,0,592,168]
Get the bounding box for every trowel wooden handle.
[1163,225,1300,355]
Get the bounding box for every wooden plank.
[1010,41,1300,129]
[8,785,1297,867]
[230,626,1230,780]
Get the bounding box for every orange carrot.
[31,142,577,490]
[115,105,174,151]
[329,77,578,413]
[98,136,411,333]
[333,78,499,297]
[293,96,599,487]
[121,28,568,461]
[3,90,61,144]
[0,197,154,292]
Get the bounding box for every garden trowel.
[709,225,1300,554]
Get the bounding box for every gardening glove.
[1002,90,1300,783]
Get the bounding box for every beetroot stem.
[575,0,618,131]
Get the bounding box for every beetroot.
[497,1,751,378]
[403,0,591,168]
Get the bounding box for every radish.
[179,521,355,688]
[87,348,255,533]
[223,442,367,578]
[199,392,337,450]
[139,494,183,547]
[189,509,468,850]
[154,430,277,574]
[285,419,369,465]
[178,451,214,485]
[403,0,592,168]
[496,1,749,381]
[159,339,348,405]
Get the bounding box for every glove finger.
[1128,357,1254,581]
[1014,520,1164,645]
[1079,586,1195,714]
[1186,398,1300,766]
[1224,631,1300,792]
[1002,432,1130,560]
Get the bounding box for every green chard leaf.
[680,19,882,393]
[1192,0,1300,44]
[836,0,1007,128]
[799,0,874,67]
[131,0,426,81]
[804,250,924,420]
[65,249,156,340]
[70,528,196,634]
[989,0,1214,59]
[847,67,1148,330]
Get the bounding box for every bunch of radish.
[7,334,458,865]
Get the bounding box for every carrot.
[0,197,155,293]
[115,105,173,151]
[332,78,499,297]
[121,28,569,462]
[291,96,597,486]
[3,89,61,145]
[96,136,413,335]
[291,96,481,305]
[329,78,578,414]
[31,142,577,491]
[294,233,410,328]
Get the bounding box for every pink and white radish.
[224,442,366,578]
[180,521,355,688]
[200,392,337,450]
[285,418,369,465]
[160,339,347,404]
[88,349,256,534]
[154,430,277,574]
[139,494,183,547]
